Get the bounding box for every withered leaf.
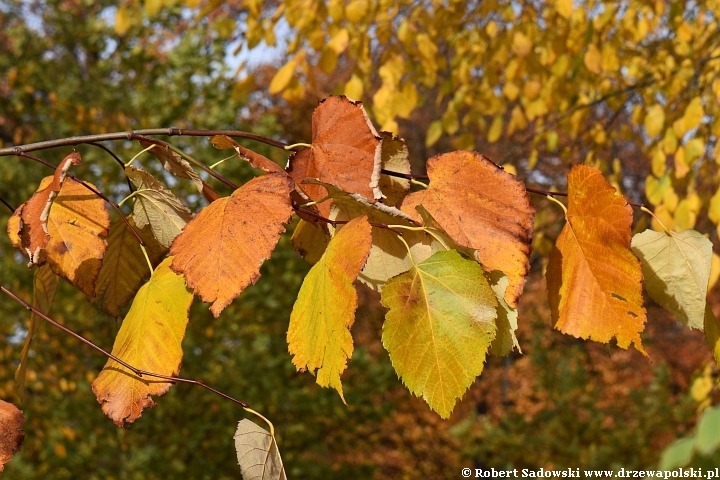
[0,400,24,471]
[378,132,411,207]
[210,135,285,174]
[139,140,208,197]
[234,419,287,480]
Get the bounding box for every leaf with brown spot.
[170,173,294,317]
[95,217,167,317]
[210,135,285,174]
[400,151,534,307]
[546,165,647,353]
[125,166,194,248]
[44,177,110,297]
[15,265,59,400]
[378,132,411,207]
[286,95,382,217]
[91,257,193,427]
[17,153,81,265]
[0,400,24,471]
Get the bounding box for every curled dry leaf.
[378,132,411,207]
[138,140,216,199]
[381,250,497,419]
[234,419,287,480]
[125,166,194,248]
[488,271,521,357]
[287,216,372,401]
[170,173,294,317]
[92,258,193,427]
[210,135,285,174]
[547,165,647,353]
[0,400,24,472]
[287,95,382,217]
[94,217,167,317]
[400,151,534,308]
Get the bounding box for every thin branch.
[86,142,135,193]
[0,286,249,409]
[0,129,289,157]
[16,151,56,170]
[293,206,405,236]
[0,195,15,213]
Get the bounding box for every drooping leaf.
[125,166,194,248]
[15,265,59,400]
[210,135,285,174]
[309,180,438,291]
[286,95,382,216]
[138,140,216,201]
[234,419,287,480]
[40,176,110,297]
[400,151,535,307]
[91,257,193,427]
[631,228,712,329]
[377,132,411,207]
[380,250,498,418]
[287,216,372,400]
[547,165,646,352]
[94,217,167,317]
[291,218,330,265]
[0,400,24,472]
[17,153,81,265]
[488,271,521,356]
[170,173,294,317]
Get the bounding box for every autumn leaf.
[488,271,521,356]
[286,95,382,216]
[95,217,167,317]
[15,265,59,400]
[210,135,285,174]
[170,173,294,317]
[400,151,534,307]
[0,400,24,472]
[287,216,372,400]
[91,257,193,427]
[125,166,194,248]
[291,219,330,265]
[234,419,287,480]
[547,165,646,352]
[631,229,712,330]
[377,132,411,207]
[705,305,720,369]
[381,250,497,418]
[17,153,80,265]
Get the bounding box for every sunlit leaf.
[377,132,410,207]
[290,219,329,265]
[0,400,24,472]
[234,419,287,480]
[488,271,521,356]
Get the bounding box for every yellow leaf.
[644,105,665,138]
[652,205,675,231]
[709,188,720,224]
[416,33,438,60]
[291,219,329,265]
[327,28,349,54]
[651,147,666,177]
[343,74,363,101]
[682,97,704,132]
[115,5,131,35]
[503,82,519,101]
[663,127,678,154]
[512,32,532,57]
[523,80,541,100]
[426,120,442,147]
[487,115,503,143]
[645,175,669,205]
[674,146,690,178]
[674,200,697,231]
[345,0,368,22]
[584,44,602,74]
[684,138,705,165]
[709,253,720,290]
[663,187,679,213]
[556,0,573,19]
[269,52,304,94]
[91,258,193,427]
[287,216,372,401]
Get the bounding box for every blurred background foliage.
[0,0,719,477]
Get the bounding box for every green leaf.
[631,229,712,329]
[125,166,194,248]
[659,438,696,470]
[234,419,287,480]
[287,216,372,400]
[488,271,521,356]
[380,250,497,418]
[695,405,720,456]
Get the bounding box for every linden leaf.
[234,419,287,480]
[0,400,24,472]
[286,95,382,216]
[17,153,80,265]
[380,250,497,419]
[631,229,712,329]
[95,217,167,317]
[307,180,438,291]
[378,132,411,207]
[138,140,213,200]
[488,271,521,357]
[170,173,294,317]
[291,219,329,265]
[287,216,372,400]
[91,257,193,427]
[547,165,646,352]
[400,151,535,307]
[125,166,194,248]
[15,265,58,400]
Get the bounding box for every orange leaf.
[400,151,534,307]
[0,400,24,471]
[286,95,382,216]
[170,173,294,317]
[546,165,647,353]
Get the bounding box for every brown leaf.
[210,135,285,174]
[546,165,647,353]
[378,132,411,207]
[400,151,534,307]
[18,153,81,265]
[0,400,24,471]
[286,95,382,216]
[170,173,294,317]
[139,140,208,194]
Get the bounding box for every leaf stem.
[396,234,417,267]
[299,196,330,208]
[243,407,275,437]
[284,143,312,150]
[292,206,404,235]
[139,244,154,275]
[125,143,157,168]
[546,194,568,215]
[641,205,670,233]
[209,154,238,169]
[387,224,450,250]
[118,189,142,208]
[410,179,429,189]
[0,285,250,409]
